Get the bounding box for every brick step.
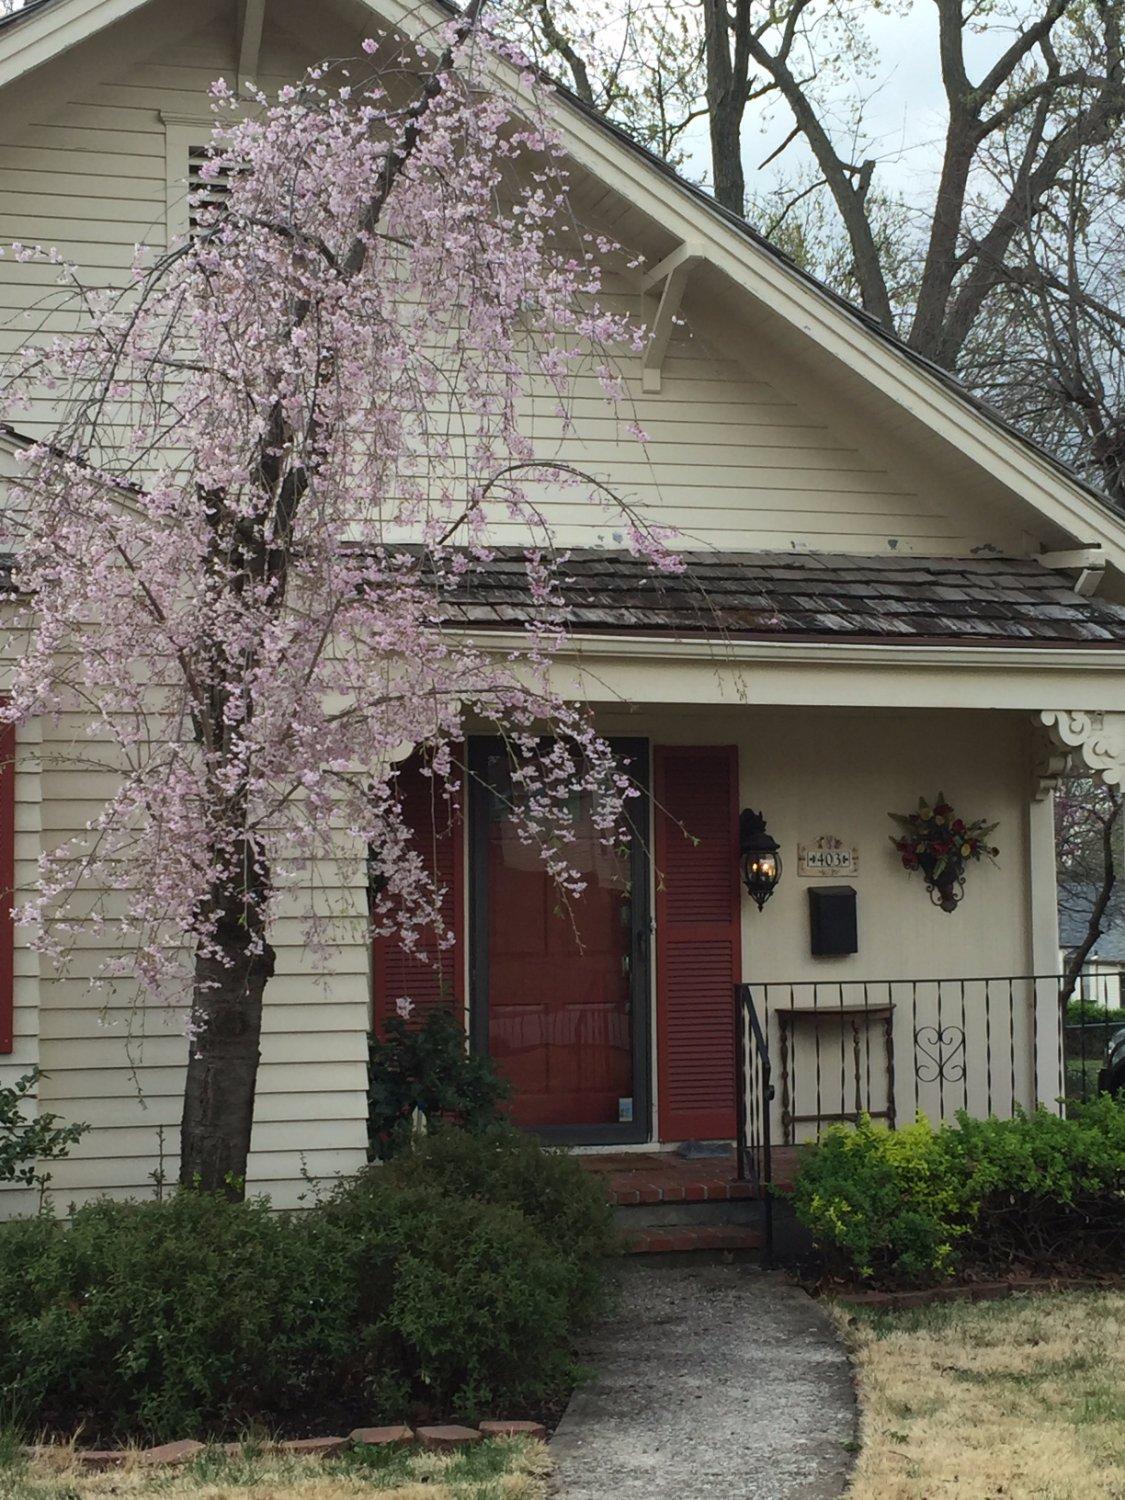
[608,1176,754,1207]
[613,1197,763,1229]
[623,1224,766,1256]
[581,1150,754,1208]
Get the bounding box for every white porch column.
[1026,787,1062,1107]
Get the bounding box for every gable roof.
[0,0,152,88]
[3,0,1125,575]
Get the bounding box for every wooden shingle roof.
[429,550,1125,646]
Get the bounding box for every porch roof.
[430,550,1125,647]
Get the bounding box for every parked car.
[1098,1028,1125,1096]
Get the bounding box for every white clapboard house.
[1,0,1124,1216]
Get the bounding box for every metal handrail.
[735,982,775,1262]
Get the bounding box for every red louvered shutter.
[654,745,741,1141]
[0,720,13,1055]
[371,755,463,1033]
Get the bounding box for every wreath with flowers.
[889,794,999,912]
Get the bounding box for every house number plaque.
[797,835,858,877]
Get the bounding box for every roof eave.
[0,0,154,90]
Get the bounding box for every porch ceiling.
[428,549,1125,648]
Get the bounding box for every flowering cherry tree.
[0,10,672,1195]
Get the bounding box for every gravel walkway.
[550,1262,855,1500]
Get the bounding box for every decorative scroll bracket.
[1032,710,1125,800]
[641,245,703,393]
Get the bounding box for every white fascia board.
[364,0,1125,573]
[472,629,1125,673]
[0,0,155,89]
[451,628,1125,712]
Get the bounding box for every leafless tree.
[506,0,1125,502]
[508,0,707,166]
[1056,775,1123,1004]
[961,116,1125,506]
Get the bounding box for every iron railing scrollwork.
[913,1024,967,1085]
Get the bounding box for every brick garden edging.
[25,1420,548,1469]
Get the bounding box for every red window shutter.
[371,755,463,1034]
[654,745,741,1141]
[0,721,13,1055]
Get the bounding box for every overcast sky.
[677,3,1012,206]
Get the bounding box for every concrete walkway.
[550,1263,855,1500]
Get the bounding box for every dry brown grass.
[0,1436,550,1500]
[835,1290,1125,1499]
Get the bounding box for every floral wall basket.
[889,795,999,913]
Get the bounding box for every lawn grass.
[835,1290,1125,1499]
[0,1435,548,1500]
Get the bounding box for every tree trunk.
[173,6,483,1198]
[703,0,746,217]
[1060,794,1121,1008]
[179,879,275,1198]
[709,103,746,216]
[908,130,976,362]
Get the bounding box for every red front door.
[472,742,646,1135]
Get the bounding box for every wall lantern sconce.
[740,808,782,911]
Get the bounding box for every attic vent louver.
[187,145,234,236]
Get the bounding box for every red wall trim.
[654,745,741,1141]
[0,720,14,1055]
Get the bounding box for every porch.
[375,553,1125,1190]
[573,965,1123,1258]
[377,704,1122,1152]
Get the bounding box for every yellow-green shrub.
[787,1097,1125,1284]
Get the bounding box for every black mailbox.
[808,885,858,957]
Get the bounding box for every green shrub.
[378,1125,618,1323]
[0,1192,333,1440]
[317,1173,580,1413]
[0,1130,612,1441]
[786,1115,964,1282]
[0,1070,87,1188]
[945,1095,1125,1268]
[368,1008,511,1158]
[788,1098,1125,1285]
[1065,999,1125,1028]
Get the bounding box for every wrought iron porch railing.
[734,970,1125,1217]
[734,983,774,1260]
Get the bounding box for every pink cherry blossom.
[0,16,678,1191]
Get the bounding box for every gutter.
[453,629,1125,673]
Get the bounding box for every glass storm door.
[469,739,650,1144]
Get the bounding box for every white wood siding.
[33,716,371,1210]
[0,717,44,1218]
[0,6,1032,554]
[0,10,371,1210]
